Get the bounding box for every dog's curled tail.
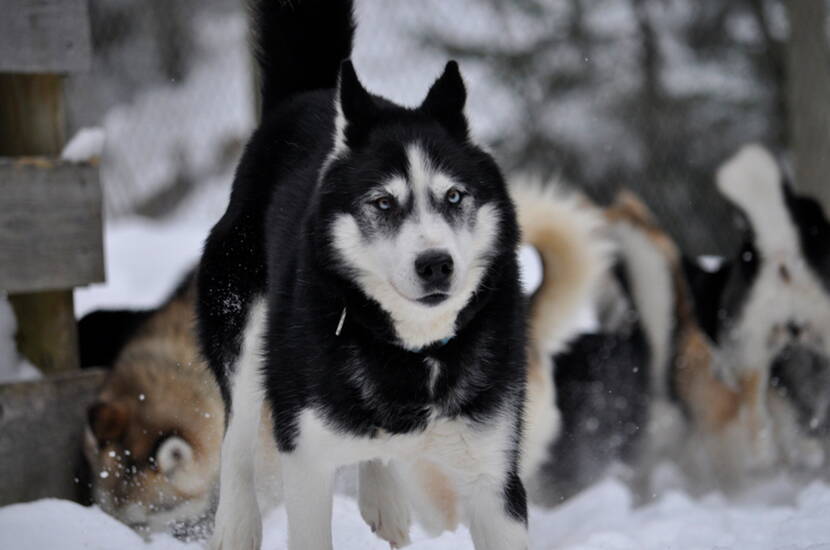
[250,0,356,116]
[512,179,613,355]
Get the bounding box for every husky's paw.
[209,504,262,550]
[359,464,411,548]
[360,499,411,548]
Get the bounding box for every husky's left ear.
[334,60,378,153]
[421,61,468,141]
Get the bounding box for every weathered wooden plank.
[0,0,92,74]
[0,158,104,293]
[0,369,106,505]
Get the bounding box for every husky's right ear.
[334,60,378,153]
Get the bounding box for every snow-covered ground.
[2,477,830,549]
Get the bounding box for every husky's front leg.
[210,304,269,550]
[359,460,412,547]
[211,419,263,550]
[466,470,528,550]
[282,453,336,550]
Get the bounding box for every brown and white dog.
[508,180,613,498]
[603,191,763,490]
[81,272,279,537]
[609,145,830,492]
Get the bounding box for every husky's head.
[83,336,224,538]
[316,61,517,350]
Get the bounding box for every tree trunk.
[786,0,830,210]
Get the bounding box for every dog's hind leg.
[465,471,528,550]
[282,453,336,550]
[358,460,412,547]
[210,301,268,550]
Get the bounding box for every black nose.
[787,321,802,339]
[415,250,454,287]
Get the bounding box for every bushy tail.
[511,179,613,355]
[605,191,686,397]
[250,0,355,115]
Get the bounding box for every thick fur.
[603,193,758,490]
[539,261,650,503]
[529,194,677,500]
[606,181,830,491]
[715,145,830,376]
[606,193,677,400]
[511,181,613,356]
[509,180,614,492]
[81,272,280,539]
[83,272,224,536]
[706,145,830,475]
[198,2,529,549]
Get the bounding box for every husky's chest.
[311,339,484,424]
[293,406,512,473]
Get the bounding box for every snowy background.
[2,0,830,548]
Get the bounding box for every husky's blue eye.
[374,196,394,211]
[446,189,462,205]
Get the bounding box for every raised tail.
[605,191,687,398]
[512,178,612,483]
[250,0,356,115]
[512,179,613,355]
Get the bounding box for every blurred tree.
[424,0,797,255]
[786,0,830,209]
[65,0,239,131]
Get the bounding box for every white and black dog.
[197,1,528,549]
[686,144,830,474]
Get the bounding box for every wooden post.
[0,74,64,154]
[786,0,830,210]
[0,0,94,374]
[0,74,79,373]
[0,0,105,505]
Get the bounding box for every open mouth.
[417,292,449,306]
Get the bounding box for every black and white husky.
[197,1,528,549]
